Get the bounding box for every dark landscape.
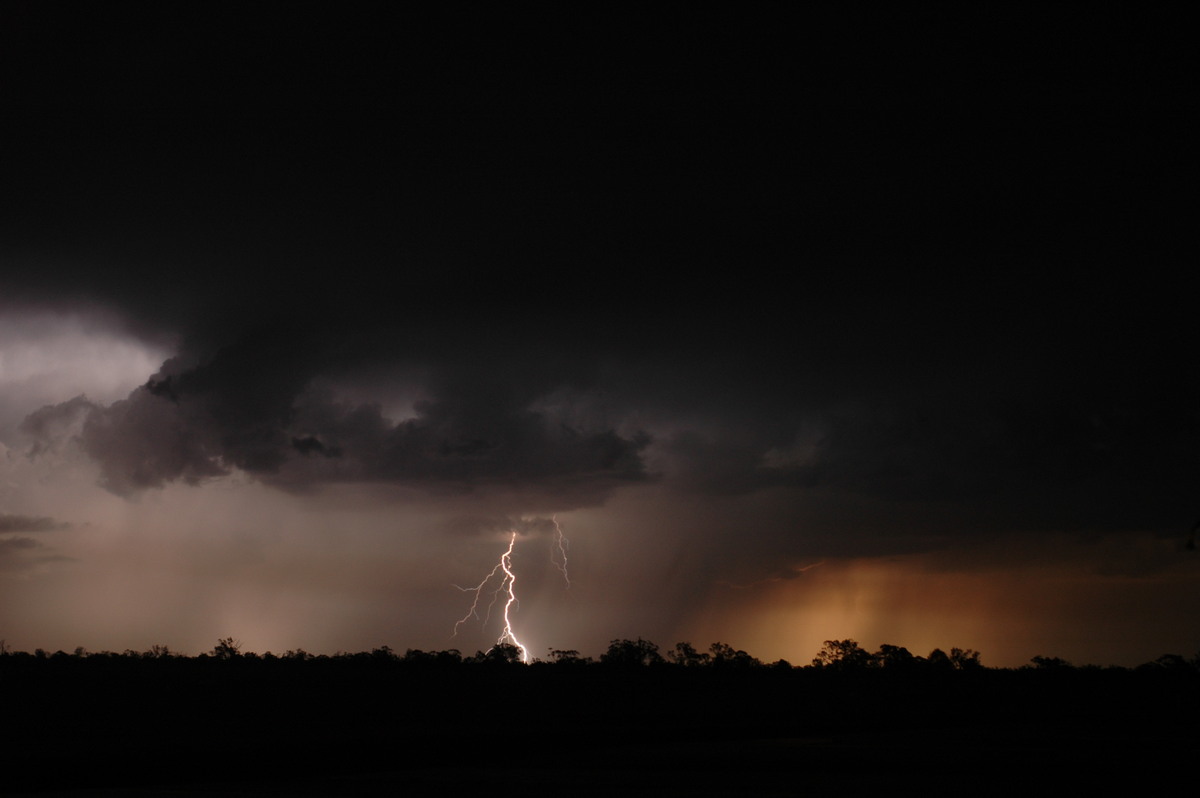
[5,639,1199,795]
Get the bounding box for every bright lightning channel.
[452,518,572,664]
[452,531,528,662]
[551,514,570,588]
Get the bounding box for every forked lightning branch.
[452,517,570,663]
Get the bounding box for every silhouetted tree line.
[2,635,1198,672]
[2,633,1200,672]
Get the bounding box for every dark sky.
[0,5,1196,665]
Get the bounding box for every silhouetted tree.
[925,648,954,671]
[401,647,462,667]
[434,648,463,666]
[212,637,242,660]
[403,648,435,664]
[874,643,916,671]
[812,639,872,671]
[1149,653,1193,671]
[949,647,982,670]
[601,638,664,667]
[370,645,397,663]
[667,642,710,667]
[547,648,588,665]
[475,643,523,664]
[709,642,759,669]
[1029,655,1072,670]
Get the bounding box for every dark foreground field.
[4,652,1198,796]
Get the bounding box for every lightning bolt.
[452,516,573,664]
[551,514,570,588]
[452,530,529,663]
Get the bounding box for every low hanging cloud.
[0,514,71,575]
[0,514,70,533]
[25,328,651,505]
[0,535,71,573]
[0,537,41,569]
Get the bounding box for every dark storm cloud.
[5,4,1196,549]
[661,366,1200,543]
[62,324,650,502]
[659,430,816,496]
[807,391,1200,535]
[19,251,1198,541]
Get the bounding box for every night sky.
[1,5,1196,666]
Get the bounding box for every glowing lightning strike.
[452,531,529,663]
[452,517,573,663]
[551,514,570,588]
